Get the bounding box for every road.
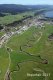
[0,25,30,48]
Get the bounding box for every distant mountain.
[0,4,53,15]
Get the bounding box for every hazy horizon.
[0,4,53,6]
[0,0,53,5]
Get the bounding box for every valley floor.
[0,16,53,80]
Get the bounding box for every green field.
[0,11,34,25]
[0,47,9,80]
[4,24,53,80]
[7,25,53,80]
[0,31,5,37]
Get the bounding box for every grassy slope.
[6,24,53,80]
[0,24,53,80]
[0,47,9,80]
[0,11,34,25]
[0,31,5,37]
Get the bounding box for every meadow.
[5,24,53,80]
[0,11,34,25]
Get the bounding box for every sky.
[0,0,53,5]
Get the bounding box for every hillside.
[0,4,52,14]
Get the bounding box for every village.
[0,15,53,48]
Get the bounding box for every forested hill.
[0,4,53,14]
